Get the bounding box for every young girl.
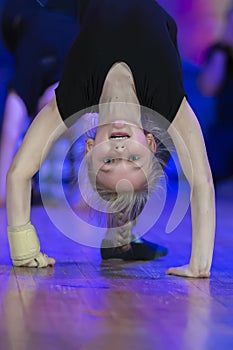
[7,0,215,278]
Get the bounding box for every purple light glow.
[157,0,231,64]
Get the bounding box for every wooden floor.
[0,181,233,350]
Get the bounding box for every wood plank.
[0,181,233,349]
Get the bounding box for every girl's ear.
[146,134,157,153]
[85,139,94,155]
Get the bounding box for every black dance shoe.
[100,237,168,261]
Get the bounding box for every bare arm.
[6,97,67,266]
[167,97,215,278]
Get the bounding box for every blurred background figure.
[198,3,233,183]
[0,1,13,135]
[0,0,79,206]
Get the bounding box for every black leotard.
[55,0,186,127]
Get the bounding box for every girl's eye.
[128,155,140,162]
[103,158,114,164]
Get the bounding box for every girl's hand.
[166,264,210,278]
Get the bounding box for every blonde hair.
[82,112,173,225]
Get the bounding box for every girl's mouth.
[109,132,130,140]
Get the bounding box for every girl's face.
[86,121,156,192]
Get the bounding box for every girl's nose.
[114,144,126,152]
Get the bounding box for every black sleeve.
[166,14,178,50]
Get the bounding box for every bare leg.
[0,91,27,206]
[106,212,132,250]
